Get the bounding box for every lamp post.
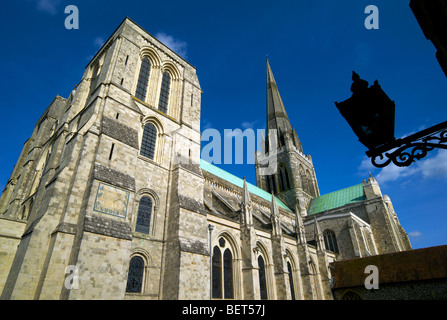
[335,72,447,168]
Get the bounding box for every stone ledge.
[84,215,132,240]
[52,222,77,235]
[179,237,209,256]
[178,195,207,216]
[102,116,139,149]
[93,163,135,191]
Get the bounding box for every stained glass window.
[136,196,152,234]
[278,171,284,192]
[287,262,296,300]
[281,167,290,190]
[158,71,171,113]
[266,176,272,194]
[258,255,268,300]
[140,123,157,160]
[89,63,100,96]
[223,249,234,299]
[126,256,144,293]
[268,175,276,194]
[135,57,151,101]
[212,243,234,299]
[212,246,222,299]
[323,229,339,253]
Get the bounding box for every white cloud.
[201,118,213,131]
[358,156,376,175]
[85,37,106,61]
[155,32,187,59]
[417,149,447,180]
[94,37,105,48]
[358,149,447,186]
[375,163,418,184]
[408,231,422,238]
[241,121,257,129]
[33,0,61,15]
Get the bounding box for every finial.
[266,54,269,62]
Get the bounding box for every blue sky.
[0,1,446,249]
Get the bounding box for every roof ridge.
[315,183,364,199]
[307,183,366,215]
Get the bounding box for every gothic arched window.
[158,71,171,113]
[267,175,277,194]
[323,229,339,253]
[212,246,222,299]
[212,244,234,299]
[125,256,145,293]
[258,255,268,300]
[223,249,234,299]
[140,123,157,160]
[135,57,151,101]
[212,240,235,299]
[278,166,290,192]
[136,196,153,234]
[89,62,100,96]
[278,171,284,192]
[287,261,296,300]
[266,176,272,194]
[282,167,290,190]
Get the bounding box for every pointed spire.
[266,60,300,151]
[266,60,291,131]
[295,202,306,244]
[292,126,303,153]
[271,193,281,237]
[271,193,279,216]
[242,177,251,204]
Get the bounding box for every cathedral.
[0,17,411,300]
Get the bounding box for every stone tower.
[0,17,209,300]
[255,60,320,213]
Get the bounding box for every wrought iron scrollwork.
[367,122,447,168]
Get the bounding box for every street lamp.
[335,71,447,168]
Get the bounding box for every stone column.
[270,194,291,299]
[240,178,259,300]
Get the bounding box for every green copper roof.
[307,184,366,215]
[200,159,292,212]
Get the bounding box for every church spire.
[241,177,253,226]
[266,60,302,152]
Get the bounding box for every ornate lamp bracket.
[366,121,447,167]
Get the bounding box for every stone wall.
[333,278,447,300]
